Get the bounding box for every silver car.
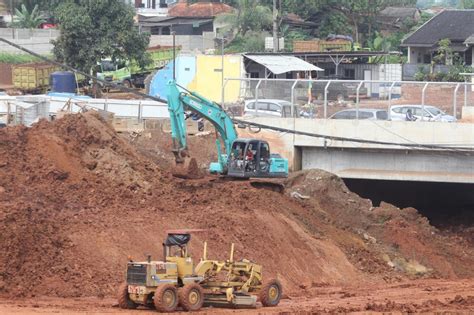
[330,109,389,120]
[244,99,299,118]
[390,105,456,122]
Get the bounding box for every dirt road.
[1,279,473,314]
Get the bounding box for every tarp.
[244,54,323,75]
[164,234,191,246]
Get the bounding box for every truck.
[11,63,58,93]
[95,46,178,88]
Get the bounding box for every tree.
[52,0,150,75]
[460,0,474,8]
[215,0,272,38]
[10,4,45,28]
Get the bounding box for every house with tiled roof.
[139,0,234,36]
[401,10,474,66]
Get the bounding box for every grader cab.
[118,230,282,312]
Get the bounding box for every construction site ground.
[1,112,474,313]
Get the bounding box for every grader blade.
[204,294,257,309]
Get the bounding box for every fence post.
[453,83,461,119]
[388,81,397,120]
[421,82,429,121]
[255,79,262,117]
[290,79,299,117]
[324,81,331,118]
[138,101,143,121]
[356,81,364,120]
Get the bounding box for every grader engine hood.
[126,261,178,286]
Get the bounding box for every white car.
[390,105,456,122]
[244,99,299,118]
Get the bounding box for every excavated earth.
[1,112,474,313]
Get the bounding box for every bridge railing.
[222,78,474,121]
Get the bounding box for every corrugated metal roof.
[244,55,323,74]
[401,10,474,47]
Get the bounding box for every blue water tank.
[50,71,77,93]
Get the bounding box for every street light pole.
[220,37,225,106]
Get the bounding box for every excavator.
[166,80,288,179]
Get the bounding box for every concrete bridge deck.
[238,117,474,184]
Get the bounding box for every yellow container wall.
[12,65,57,90]
[188,55,242,103]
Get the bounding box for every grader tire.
[154,284,178,312]
[260,279,282,307]
[179,283,204,311]
[117,283,137,309]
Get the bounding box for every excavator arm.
[167,80,237,174]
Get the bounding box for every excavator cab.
[227,139,288,178]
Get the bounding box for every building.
[401,10,474,66]
[377,6,421,34]
[123,0,172,16]
[138,0,233,36]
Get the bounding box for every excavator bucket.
[171,157,204,179]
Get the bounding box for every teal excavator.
[166,81,288,178]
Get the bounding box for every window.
[247,102,269,110]
[256,102,268,110]
[358,111,373,119]
[344,69,355,80]
[392,107,403,114]
[268,103,281,112]
[260,142,270,160]
[333,111,351,119]
[250,72,259,78]
[324,68,336,77]
[413,108,431,117]
[376,111,388,120]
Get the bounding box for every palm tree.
[215,0,272,39]
[10,4,45,29]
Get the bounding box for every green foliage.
[216,0,272,37]
[414,65,428,81]
[225,31,266,53]
[9,4,45,28]
[318,11,352,38]
[52,0,150,74]
[432,38,452,65]
[0,52,41,64]
[460,0,474,8]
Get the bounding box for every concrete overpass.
[238,118,474,184]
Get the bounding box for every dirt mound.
[1,113,473,300]
[0,112,361,298]
[285,170,474,279]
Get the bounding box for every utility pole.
[10,0,14,39]
[272,0,278,52]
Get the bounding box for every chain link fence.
[223,78,474,122]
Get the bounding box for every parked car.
[390,105,456,122]
[329,109,389,120]
[244,99,300,118]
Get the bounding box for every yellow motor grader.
[118,230,282,312]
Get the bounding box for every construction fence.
[222,78,474,121]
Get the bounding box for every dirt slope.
[0,112,473,300]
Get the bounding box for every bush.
[0,53,41,64]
